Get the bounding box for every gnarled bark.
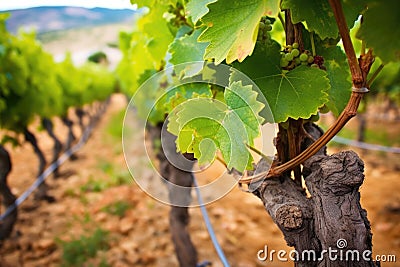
[253,124,379,266]
[61,116,77,160]
[75,108,86,134]
[42,118,63,177]
[303,151,376,267]
[23,128,54,202]
[0,145,17,241]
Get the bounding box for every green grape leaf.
[357,0,400,63]
[116,31,157,95]
[186,0,217,24]
[140,7,174,64]
[232,40,282,79]
[168,81,264,171]
[317,46,351,116]
[198,0,280,64]
[233,41,329,122]
[169,100,252,171]
[197,139,217,165]
[168,28,208,78]
[350,18,363,56]
[175,25,193,39]
[261,66,330,122]
[231,40,280,122]
[224,81,265,142]
[163,83,213,113]
[281,0,364,39]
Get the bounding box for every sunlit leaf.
[198,0,280,64]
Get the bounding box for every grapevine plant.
[118,0,400,266]
[0,14,116,240]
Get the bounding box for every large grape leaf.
[281,0,365,39]
[168,81,264,171]
[232,40,282,80]
[168,99,251,170]
[224,81,265,141]
[357,0,400,63]
[168,28,208,78]
[233,41,330,122]
[260,66,330,122]
[185,0,217,24]
[198,0,280,64]
[317,45,351,116]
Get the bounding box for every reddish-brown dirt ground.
[1,94,399,267]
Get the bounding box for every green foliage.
[260,66,330,122]
[163,83,213,114]
[369,60,400,105]
[0,28,62,131]
[281,0,364,39]
[88,51,108,63]
[80,160,132,193]
[105,109,125,141]
[312,36,352,116]
[168,81,264,171]
[117,0,399,170]
[233,41,330,122]
[186,0,216,24]
[115,3,174,96]
[0,15,115,139]
[58,228,109,267]
[356,0,400,63]
[101,200,132,217]
[81,177,108,193]
[169,28,209,77]
[198,0,280,64]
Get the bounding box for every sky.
[0,0,137,11]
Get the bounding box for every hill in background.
[1,6,142,68]
[2,6,137,34]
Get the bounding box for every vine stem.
[310,31,316,56]
[361,40,366,56]
[240,0,374,184]
[216,156,227,168]
[278,12,285,31]
[367,63,384,87]
[245,144,273,164]
[329,0,364,87]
